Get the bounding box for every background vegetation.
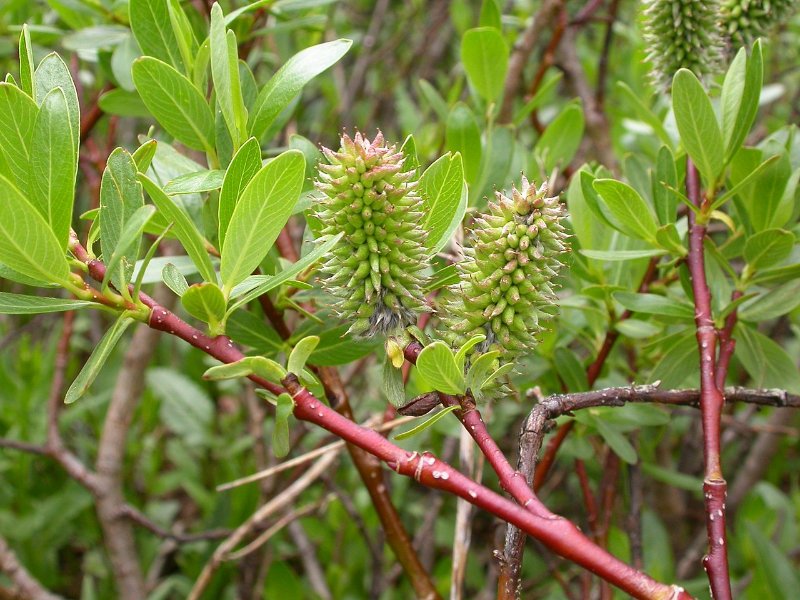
[0,1,798,599]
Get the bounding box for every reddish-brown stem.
[715,290,742,390]
[283,376,689,600]
[685,159,732,600]
[71,239,691,599]
[576,459,601,543]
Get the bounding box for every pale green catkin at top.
[721,0,796,47]
[642,0,725,91]
[439,176,568,367]
[314,132,429,337]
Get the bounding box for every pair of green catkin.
[644,0,795,90]
[314,132,568,372]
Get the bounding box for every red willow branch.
[685,159,733,600]
[282,375,689,600]
[269,228,439,598]
[69,239,689,600]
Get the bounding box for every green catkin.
[721,0,796,47]
[642,0,725,91]
[315,132,429,337]
[439,176,568,367]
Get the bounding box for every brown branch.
[499,0,564,124]
[120,505,230,543]
[685,159,732,600]
[0,536,62,600]
[93,286,175,600]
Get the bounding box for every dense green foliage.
[0,1,798,599]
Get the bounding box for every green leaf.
[210,4,247,148]
[465,350,500,398]
[162,262,189,296]
[616,81,672,148]
[749,263,800,286]
[512,72,562,127]
[479,0,501,28]
[580,249,666,261]
[400,134,419,174]
[671,69,724,187]
[613,292,694,319]
[649,331,697,389]
[98,89,150,118]
[19,26,34,97]
[167,0,198,75]
[248,39,352,139]
[101,204,156,294]
[220,150,305,293]
[395,405,459,441]
[65,316,133,404]
[100,149,146,291]
[129,0,183,71]
[0,174,71,285]
[228,232,342,313]
[419,153,466,253]
[454,334,486,372]
[0,83,38,188]
[655,223,687,256]
[461,27,508,104]
[163,170,225,195]
[592,179,659,243]
[615,319,662,339]
[739,280,800,322]
[736,324,800,393]
[480,363,513,389]
[594,419,637,464]
[417,79,449,121]
[132,57,215,153]
[653,146,678,225]
[203,357,259,380]
[218,137,261,248]
[139,174,217,284]
[226,309,284,355]
[28,87,75,250]
[534,102,585,172]
[287,335,320,375]
[554,347,588,391]
[149,368,214,447]
[424,263,460,292]
[713,153,781,212]
[307,324,378,366]
[34,53,79,158]
[0,292,93,314]
[474,125,513,204]
[722,40,762,162]
[273,393,294,457]
[111,35,141,92]
[181,282,227,329]
[743,229,794,271]
[416,341,465,395]
[744,521,800,598]
[446,103,482,184]
[382,359,405,407]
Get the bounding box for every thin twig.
[0,535,63,600]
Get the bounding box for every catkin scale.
[314,132,428,337]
